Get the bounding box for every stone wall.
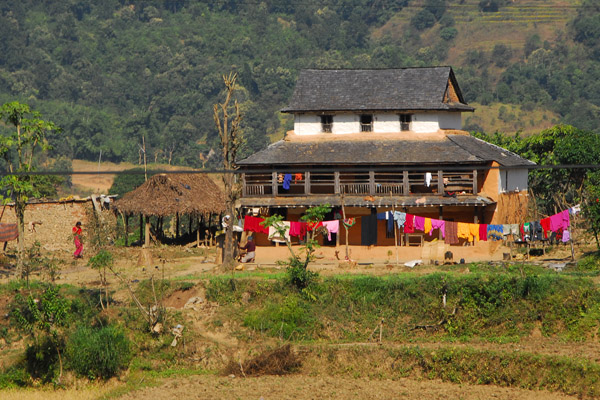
[1,200,98,253]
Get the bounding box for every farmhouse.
[236,67,534,261]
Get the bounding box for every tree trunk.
[15,200,25,278]
[222,173,236,267]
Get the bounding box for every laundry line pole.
[390,191,399,266]
[340,192,349,260]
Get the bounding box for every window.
[321,115,333,133]
[360,114,373,132]
[400,114,412,131]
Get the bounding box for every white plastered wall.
[498,169,528,193]
[294,114,322,135]
[411,113,440,133]
[331,114,358,134]
[438,112,462,130]
[374,114,401,133]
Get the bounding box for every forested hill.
[0,0,597,168]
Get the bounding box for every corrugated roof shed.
[282,67,474,113]
[237,135,534,167]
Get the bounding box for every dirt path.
[116,374,576,400]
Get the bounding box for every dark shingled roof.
[237,135,535,167]
[282,67,474,113]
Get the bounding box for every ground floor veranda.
[238,196,514,263]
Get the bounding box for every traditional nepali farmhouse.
[236,67,534,262]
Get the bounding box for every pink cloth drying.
[549,210,570,232]
[414,216,425,232]
[430,219,445,238]
[322,220,340,241]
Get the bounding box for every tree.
[261,204,331,290]
[584,171,600,249]
[0,102,60,276]
[213,73,243,267]
[12,285,69,382]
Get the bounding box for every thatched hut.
[113,173,225,246]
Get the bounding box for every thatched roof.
[113,174,225,216]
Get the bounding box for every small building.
[236,67,534,262]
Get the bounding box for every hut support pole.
[188,215,192,236]
[196,216,200,247]
[176,213,180,239]
[140,214,144,243]
[145,216,151,247]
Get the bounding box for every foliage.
[0,101,60,273]
[583,171,600,249]
[11,285,70,380]
[88,249,113,309]
[67,325,131,379]
[472,125,600,215]
[261,204,330,290]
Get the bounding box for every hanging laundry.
[424,218,432,235]
[479,223,488,241]
[361,214,378,246]
[509,224,519,236]
[404,214,415,233]
[277,174,284,183]
[457,222,471,241]
[414,216,425,232]
[307,221,323,231]
[243,215,269,234]
[540,217,551,239]
[430,219,445,238]
[289,221,308,240]
[469,223,480,242]
[569,205,581,215]
[487,225,503,241]
[282,174,292,190]
[444,221,459,245]
[268,221,291,243]
[549,210,570,232]
[562,230,570,243]
[501,224,511,237]
[294,173,303,183]
[393,211,406,229]
[425,172,432,187]
[322,220,340,241]
[529,221,543,241]
[343,218,356,228]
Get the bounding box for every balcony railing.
[242,169,478,198]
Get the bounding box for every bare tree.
[213,72,243,267]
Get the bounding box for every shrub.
[25,336,62,383]
[440,27,457,41]
[67,325,132,379]
[286,258,318,290]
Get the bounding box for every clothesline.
[242,205,580,245]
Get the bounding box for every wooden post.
[437,170,443,195]
[341,192,349,260]
[369,170,375,195]
[334,171,340,194]
[403,171,409,195]
[140,214,144,243]
[391,191,398,266]
[176,212,180,239]
[196,216,200,247]
[145,216,150,247]
[473,169,478,194]
[272,171,278,196]
[305,171,310,195]
[438,206,443,241]
[403,207,408,246]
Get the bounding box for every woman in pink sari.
[73,221,83,258]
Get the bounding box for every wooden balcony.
[242,169,479,198]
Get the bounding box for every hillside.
[0,0,596,168]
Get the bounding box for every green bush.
[25,336,62,383]
[67,325,132,379]
[286,258,318,290]
[0,365,31,388]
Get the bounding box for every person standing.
[73,221,83,258]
